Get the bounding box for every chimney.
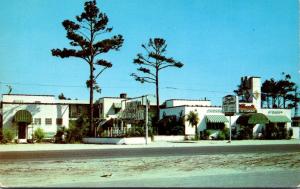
[120,93,127,99]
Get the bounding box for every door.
[18,123,27,139]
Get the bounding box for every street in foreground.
[1,151,300,187]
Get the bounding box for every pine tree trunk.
[89,65,94,137]
[155,68,160,134]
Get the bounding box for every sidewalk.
[0,139,299,152]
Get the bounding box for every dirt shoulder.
[1,152,299,187]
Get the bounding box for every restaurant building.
[160,76,293,139]
[160,99,229,138]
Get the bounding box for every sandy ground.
[1,152,300,187]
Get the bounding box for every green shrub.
[237,125,253,139]
[201,129,211,140]
[216,131,226,140]
[34,128,45,143]
[55,127,66,143]
[66,116,89,143]
[223,128,230,140]
[1,128,16,143]
[126,126,145,137]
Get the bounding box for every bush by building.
[66,116,89,143]
[33,128,45,143]
[1,128,16,143]
[200,129,212,140]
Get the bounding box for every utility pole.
[145,95,149,145]
[121,94,154,145]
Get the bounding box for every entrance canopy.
[206,115,228,123]
[14,110,32,124]
[236,113,269,125]
[267,115,291,123]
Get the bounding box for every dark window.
[56,118,63,125]
[206,122,225,130]
[45,118,52,125]
[34,118,41,125]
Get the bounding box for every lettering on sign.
[120,101,145,120]
[268,110,283,115]
[207,109,222,113]
[239,104,257,113]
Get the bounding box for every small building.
[159,76,293,139]
[1,94,90,143]
[160,99,229,138]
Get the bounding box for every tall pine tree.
[51,0,124,136]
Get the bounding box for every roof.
[161,105,221,109]
[165,98,210,102]
[2,94,54,97]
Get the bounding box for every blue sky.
[0,0,299,105]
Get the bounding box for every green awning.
[206,115,228,123]
[267,115,291,123]
[14,110,32,124]
[236,113,269,125]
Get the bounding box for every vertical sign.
[222,95,239,116]
[222,95,239,143]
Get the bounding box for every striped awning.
[14,110,32,124]
[206,115,228,123]
[267,115,291,123]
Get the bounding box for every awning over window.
[14,110,32,124]
[236,113,269,125]
[206,115,228,123]
[267,115,291,123]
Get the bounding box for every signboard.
[222,95,239,116]
[120,101,145,120]
[268,110,283,115]
[239,104,257,113]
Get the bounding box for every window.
[34,118,41,125]
[206,123,225,130]
[45,118,52,125]
[56,118,63,125]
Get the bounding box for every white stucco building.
[160,76,293,139]
[160,99,229,137]
[1,94,89,143]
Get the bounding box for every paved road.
[1,144,299,161]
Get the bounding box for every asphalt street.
[1,144,299,161]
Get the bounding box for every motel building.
[0,94,90,143]
[160,76,294,139]
[0,93,153,143]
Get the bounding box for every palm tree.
[186,111,200,139]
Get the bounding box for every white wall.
[2,103,69,139]
[99,98,125,119]
[165,99,211,108]
[3,95,55,103]
[160,106,228,136]
[258,108,292,128]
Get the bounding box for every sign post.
[222,95,239,143]
[120,94,154,145]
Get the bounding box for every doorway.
[18,122,27,139]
